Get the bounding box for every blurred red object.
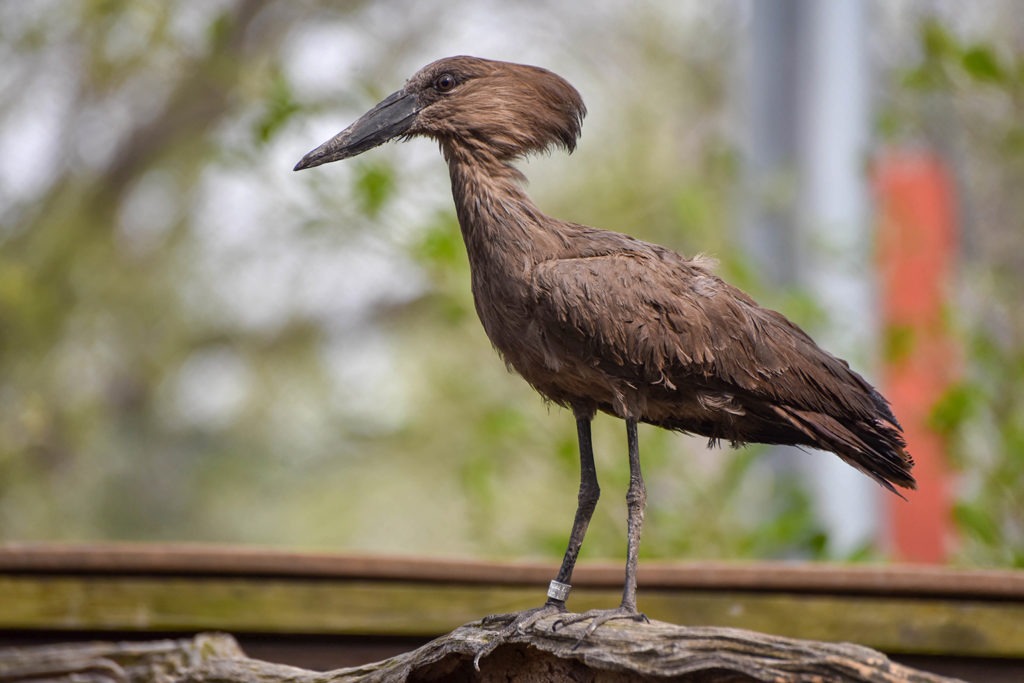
[875,151,958,563]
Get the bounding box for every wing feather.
[530,243,913,491]
[533,247,881,419]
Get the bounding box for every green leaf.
[882,323,916,365]
[254,73,302,144]
[902,18,959,92]
[961,45,1005,84]
[354,162,395,218]
[921,18,958,60]
[901,65,944,91]
[928,383,978,436]
[953,503,1000,546]
[411,213,461,267]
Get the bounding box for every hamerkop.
[295,56,915,635]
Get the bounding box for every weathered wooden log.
[0,616,964,683]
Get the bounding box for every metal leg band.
[547,580,572,602]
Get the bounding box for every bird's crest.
[407,56,587,160]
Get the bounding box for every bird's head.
[294,56,586,170]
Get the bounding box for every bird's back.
[498,223,915,494]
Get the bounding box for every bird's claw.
[553,606,649,649]
[473,603,567,670]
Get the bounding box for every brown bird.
[295,56,915,635]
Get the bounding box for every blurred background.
[0,0,1020,567]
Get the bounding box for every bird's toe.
[474,603,567,669]
[553,606,649,647]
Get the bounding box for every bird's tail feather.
[773,405,916,497]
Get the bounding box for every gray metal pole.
[741,0,877,556]
[740,0,801,289]
[795,0,879,555]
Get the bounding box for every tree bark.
[0,615,964,683]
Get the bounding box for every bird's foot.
[554,605,649,648]
[474,603,566,669]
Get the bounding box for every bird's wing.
[531,246,884,421]
[531,245,915,493]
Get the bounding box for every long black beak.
[293,88,420,171]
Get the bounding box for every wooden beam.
[1,544,1022,660]
[2,543,1021,598]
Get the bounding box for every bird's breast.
[468,270,633,415]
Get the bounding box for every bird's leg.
[548,413,601,604]
[619,417,647,613]
[485,415,599,622]
[554,417,649,640]
[475,414,599,666]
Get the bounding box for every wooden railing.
[1,543,1022,679]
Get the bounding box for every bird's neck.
[441,142,563,269]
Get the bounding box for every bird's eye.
[434,73,457,93]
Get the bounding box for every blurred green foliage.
[889,14,1024,566]
[0,2,1021,569]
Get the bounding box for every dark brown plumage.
[295,56,915,637]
